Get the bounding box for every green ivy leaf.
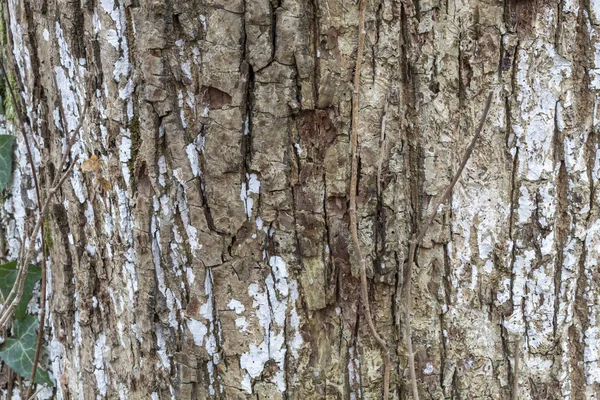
[0,261,42,320]
[0,135,14,191]
[0,316,53,386]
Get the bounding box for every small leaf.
[81,154,101,174]
[0,135,14,191]
[0,261,42,320]
[0,316,53,386]
[97,177,111,190]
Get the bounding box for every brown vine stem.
[405,92,493,399]
[24,83,88,399]
[0,58,88,396]
[349,1,391,398]
[0,60,41,306]
[0,153,78,371]
[0,58,47,392]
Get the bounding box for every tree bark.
[1,0,599,398]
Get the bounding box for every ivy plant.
[0,134,14,191]
[0,133,54,386]
[0,316,52,385]
[0,261,41,321]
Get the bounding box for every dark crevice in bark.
[210,268,226,397]
[503,0,516,33]
[124,6,137,65]
[283,306,291,399]
[457,30,467,109]
[451,366,460,399]
[439,240,452,395]
[569,7,594,397]
[392,249,404,394]
[322,173,334,301]
[308,0,320,107]
[585,99,597,207]
[290,185,304,274]
[501,41,520,397]
[414,0,422,21]
[69,1,87,60]
[371,1,384,86]
[374,174,386,273]
[241,8,255,226]
[500,314,516,399]
[292,60,303,109]
[498,33,505,81]
[438,304,447,394]
[552,102,568,343]
[554,0,564,53]
[370,40,376,87]
[270,1,279,64]
[355,154,362,204]
[572,247,590,398]
[506,39,519,311]
[391,250,401,329]
[572,99,599,399]
[399,2,420,232]
[23,1,43,138]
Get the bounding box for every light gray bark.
[1,0,599,399]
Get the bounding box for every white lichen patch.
[98,0,134,119]
[241,173,261,217]
[186,143,201,177]
[154,323,171,371]
[197,269,221,394]
[288,280,303,357]
[424,362,434,375]
[55,21,84,132]
[451,183,510,303]
[4,167,26,260]
[119,128,132,187]
[181,62,192,81]
[514,42,571,181]
[8,0,32,86]
[235,316,249,333]
[93,333,110,397]
[151,202,183,330]
[239,255,302,393]
[187,318,208,346]
[174,182,202,254]
[227,299,245,314]
[517,186,535,224]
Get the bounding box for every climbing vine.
[0,57,87,397]
[349,3,494,398]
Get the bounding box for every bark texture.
[1,0,600,398]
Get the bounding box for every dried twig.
[0,59,44,323]
[0,58,88,395]
[349,1,391,398]
[25,83,88,397]
[0,58,48,396]
[0,148,79,327]
[405,92,493,399]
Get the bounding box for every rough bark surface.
[1,0,600,398]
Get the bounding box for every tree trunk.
[1,0,599,398]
